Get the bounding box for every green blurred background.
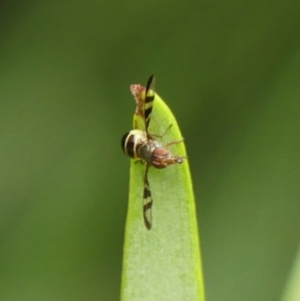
[1,1,300,301]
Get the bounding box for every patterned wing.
[143,164,153,230]
[130,74,155,132]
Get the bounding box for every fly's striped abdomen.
[121,130,148,159]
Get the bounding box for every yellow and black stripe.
[143,164,153,230]
[144,75,155,131]
[121,129,146,159]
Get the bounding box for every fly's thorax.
[137,139,160,164]
[121,129,148,159]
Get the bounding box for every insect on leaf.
[121,78,205,301]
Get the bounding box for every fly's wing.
[143,163,153,230]
[130,74,155,133]
[130,75,155,229]
[144,75,155,131]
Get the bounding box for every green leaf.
[121,89,205,301]
[281,245,300,301]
